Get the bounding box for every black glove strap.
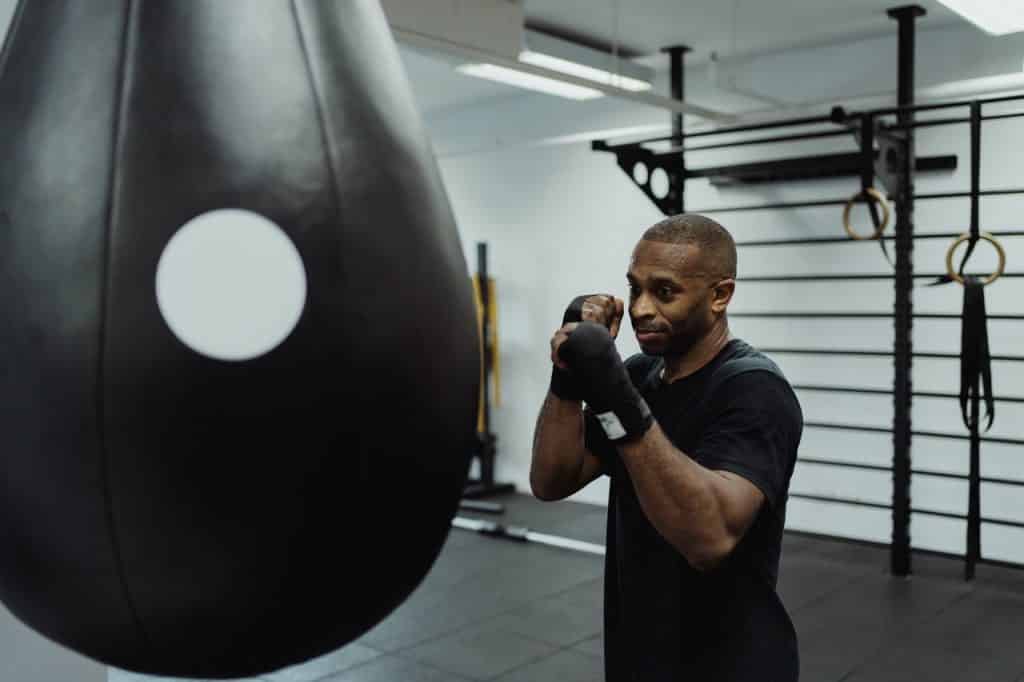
[593,398,654,442]
[960,106,992,431]
[550,295,605,401]
[960,276,995,431]
[550,365,584,401]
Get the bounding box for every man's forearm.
[617,422,732,570]
[530,393,586,500]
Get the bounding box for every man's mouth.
[636,328,669,342]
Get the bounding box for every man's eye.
[659,287,673,297]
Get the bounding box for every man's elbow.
[529,472,564,502]
[532,487,562,502]
[530,484,564,502]
[686,535,738,573]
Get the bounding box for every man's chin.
[637,337,670,354]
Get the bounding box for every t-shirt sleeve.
[694,371,802,511]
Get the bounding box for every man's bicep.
[710,469,766,540]
[695,373,801,511]
[574,448,608,491]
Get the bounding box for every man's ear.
[711,279,735,314]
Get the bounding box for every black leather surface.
[0,0,479,677]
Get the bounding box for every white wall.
[433,23,1024,564]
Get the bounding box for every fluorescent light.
[456,63,604,100]
[519,51,652,92]
[920,72,1024,99]
[395,27,732,120]
[934,0,1024,35]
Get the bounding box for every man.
[530,213,802,681]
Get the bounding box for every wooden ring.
[945,232,1006,286]
[842,187,890,240]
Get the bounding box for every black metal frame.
[592,5,1024,577]
[462,242,516,504]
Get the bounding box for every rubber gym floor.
[110,492,1024,682]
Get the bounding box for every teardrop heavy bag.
[0,0,479,677]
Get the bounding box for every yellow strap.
[488,277,500,408]
[471,276,500,433]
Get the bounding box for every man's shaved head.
[640,213,736,280]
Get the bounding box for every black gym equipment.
[462,242,516,503]
[592,5,1022,580]
[0,0,478,677]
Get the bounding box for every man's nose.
[630,294,656,321]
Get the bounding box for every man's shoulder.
[710,340,799,409]
[715,340,786,382]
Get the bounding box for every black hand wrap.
[549,295,593,401]
[558,321,653,441]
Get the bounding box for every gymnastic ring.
[842,187,890,241]
[945,232,1006,286]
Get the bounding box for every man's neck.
[660,322,732,384]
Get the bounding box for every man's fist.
[549,294,622,400]
[557,322,653,441]
[559,294,624,337]
[576,294,624,339]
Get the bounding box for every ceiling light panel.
[455,63,605,100]
[518,51,652,91]
[934,0,1024,35]
[521,29,654,89]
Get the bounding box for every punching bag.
[0,0,479,677]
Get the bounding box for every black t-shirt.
[584,338,802,681]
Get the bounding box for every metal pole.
[886,4,925,577]
[476,242,494,487]
[452,517,606,556]
[967,372,981,580]
[965,101,983,581]
[477,242,490,433]
[970,103,981,245]
[662,45,690,214]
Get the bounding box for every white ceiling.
[400,0,977,119]
[523,0,963,65]
[399,46,523,120]
[0,0,988,122]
